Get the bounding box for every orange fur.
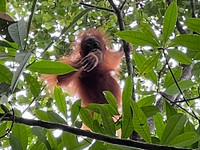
[44,28,123,107]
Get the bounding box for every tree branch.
[108,0,134,98]
[0,113,187,150]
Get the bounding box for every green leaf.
[28,60,76,74]
[100,107,116,136]
[25,74,41,97]
[54,86,67,116]
[165,80,195,95]
[140,22,159,45]
[61,8,92,35]
[8,18,28,48]
[47,131,57,149]
[137,95,155,107]
[134,51,146,71]
[131,101,151,143]
[71,100,81,123]
[168,132,200,147]
[34,110,49,121]
[10,134,23,150]
[79,107,93,129]
[9,124,28,150]
[0,40,15,48]
[0,122,7,136]
[173,34,200,51]
[154,113,165,139]
[141,106,160,118]
[121,76,134,138]
[11,51,32,93]
[62,132,90,149]
[163,1,178,43]
[0,64,13,83]
[32,127,51,149]
[62,132,79,149]
[146,70,158,84]
[30,141,47,150]
[168,49,192,64]
[104,91,119,115]
[92,120,105,134]
[185,121,196,133]
[164,67,182,88]
[116,30,159,46]
[165,101,177,120]
[47,111,67,124]
[160,114,187,144]
[192,62,200,77]
[140,52,161,76]
[0,0,6,12]
[185,18,200,34]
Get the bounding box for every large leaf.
[8,18,28,48]
[185,18,200,34]
[160,114,187,144]
[137,95,155,107]
[139,52,161,76]
[168,49,192,64]
[116,30,159,46]
[28,60,76,74]
[154,113,165,139]
[131,101,151,143]
[0,40,15,48]
[104,91,119,115]
[163,1,178,43]
[192,62,200,77]
[100,107,116,136]
[79,107,93,129]
[46,131,57,149]
[9,124,28,150]
[134,51,146,71]
[163,67,182,88]
[25,74,41,97]
[121,76,134,138]
[0,64,13,83]
[165,100,177,120]
[71,100,81,123]
[62,132,90,149]
[140,22,159,45]
[34,110,49,121]
[29,141,47,150]
[32,127,51,149]
[168,132,200,147]
[184,121,196,133]
[165,80,195,95]
[47,111,67,124]
[54,86,67,117]
[11,51,32,92]
[141,106,160,118]
[0,0,6,12]
[173,34,200,51]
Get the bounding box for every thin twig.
[120,0,127,10]
[176,96,200,103]
[160,92,198,120]
[190,0,196,18]
[22,85,46,114]
[162,49,198,119]
[24,0,37,51]
[79,2,114,13]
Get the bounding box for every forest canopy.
[0,0,200,149]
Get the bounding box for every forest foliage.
[0,0,200,149]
